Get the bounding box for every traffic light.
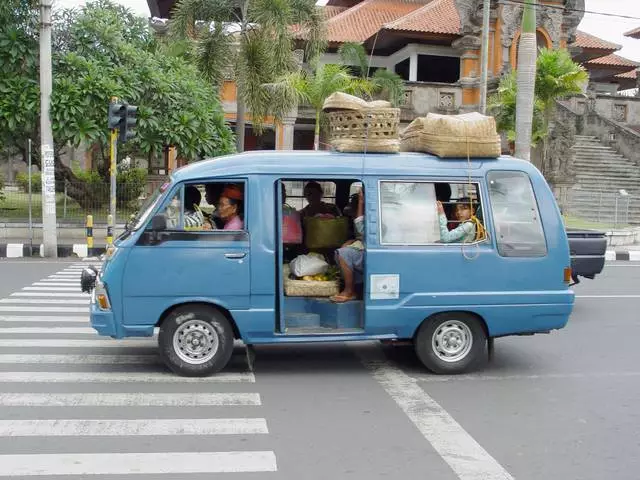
[108,102,125,130]
[118,105,137,144]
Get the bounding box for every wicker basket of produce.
[283,264,341,297]
[326,108,400,153]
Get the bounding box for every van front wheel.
[415,313,486,374]
[158,305,234,377]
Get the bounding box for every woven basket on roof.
[400,112,501,158]
[322,92,392,111]
[326,108,400,153]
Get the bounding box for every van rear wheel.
[158,305,234,377]
[415,313,486,374]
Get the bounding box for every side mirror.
[151,214,167,231]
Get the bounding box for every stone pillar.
[167,146,177,173]
[276,118,296,150]
[453,35,482,112]
[409,52,418,82]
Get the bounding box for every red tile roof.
[383,0,460,35]
[573,31,620,51]
[587,54,640,68]
[323,6,348,20]
[326,0,424,43]
[624,27,640,39]
[615,69,638,79]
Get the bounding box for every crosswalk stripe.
[23,287,82,291]
[0,327,95,334]
[11,292,88,298]
[51,272,81,276]
[0,371,255,383]
[0,392,261,406]
[33,282,81,287]
[0,316,87,323]
[46,277,80,282]
[0,306,87,313]
[0,418,269,436]
[0,339,152,347]
[0,451,277,475]
[0,354,155,364]
[0,298,88,305]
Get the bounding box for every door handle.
[224,252,246,259]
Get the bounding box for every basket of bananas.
[284,264,341,297]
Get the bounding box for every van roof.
[171,150,536,182]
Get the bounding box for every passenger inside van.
[203,183,225,229]
[332,188,364,303]
[299,181,341,219]
[437,197,477,243]
[183,186,205,229]
[218,184,244,230]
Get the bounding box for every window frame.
[486,170,548,258]
[377,179,490,247]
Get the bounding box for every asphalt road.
[0,258,637,479]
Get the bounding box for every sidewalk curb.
[0,244,106,259]
[605,250,640,261]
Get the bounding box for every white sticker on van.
[370,274,400,300]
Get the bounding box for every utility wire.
[500,0,640,22]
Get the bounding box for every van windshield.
[129,182,171,231]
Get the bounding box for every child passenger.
[437,197,477,243]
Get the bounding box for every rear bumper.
[571,255,605,279]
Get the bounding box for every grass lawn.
[563,215,631,231]
[0,190,137,224]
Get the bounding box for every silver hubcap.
[173,319,219,365]
[431,320,473,363]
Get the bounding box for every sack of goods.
[400,112,501,158]
[303,215,349,250]
[322,92,400,154]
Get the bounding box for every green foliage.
[489,48,588,146]
[75,166,147,208]
[0,173,4,201]
[16,172,42,193]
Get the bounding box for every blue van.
[81,151,574,376]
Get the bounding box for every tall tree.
[170,0,326,152]
[514,0,536,161]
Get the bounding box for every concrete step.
[575,173,640,181]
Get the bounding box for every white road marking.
[0,451,277,475]
[11,292,88,298]
[23,287,84,291]
[0,392,261,406]
[0,418,268,436]
[40,278,78,283]
[0,298,88,305]
[0,354,156,364]
[356,345,514,480]
[50,272,81,276]
[0,327,95,334]
[0,339,153,348]
[33,282,82,287]
[415,371,640,383]
[0,315,87,323]
[0,306,87,313]
[0,371,255,383]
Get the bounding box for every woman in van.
[218,184,244,230]
[437,197,477,243]
[299,181,341,219]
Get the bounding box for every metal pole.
[479,0,491,114]
[109,105,118,240]
[39,0,58,257]
[63,180,67,218]
[27,139,33,253]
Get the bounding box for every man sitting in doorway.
[331,188,364,303]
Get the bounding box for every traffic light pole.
[109,123,117,245]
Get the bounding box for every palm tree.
[337,42,405,107]
[514,0,536,161]
[265,62,372,150]
[170,0,326,152]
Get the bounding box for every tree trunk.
[314,111,321,150]
[514,0,536,162]
[236,95,246,152]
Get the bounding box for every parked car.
[566,228,607,284]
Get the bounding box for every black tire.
[414,312,487,375]
[158,305,234,377]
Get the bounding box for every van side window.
[487,171,547,257]
[379,181,486,245]
[158,182,246,231]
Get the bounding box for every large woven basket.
[400,112,500,158]
[283,265,340,297]
[327,108,400,153]
[322,92,391,111]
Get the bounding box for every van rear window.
[487,171,547,257]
